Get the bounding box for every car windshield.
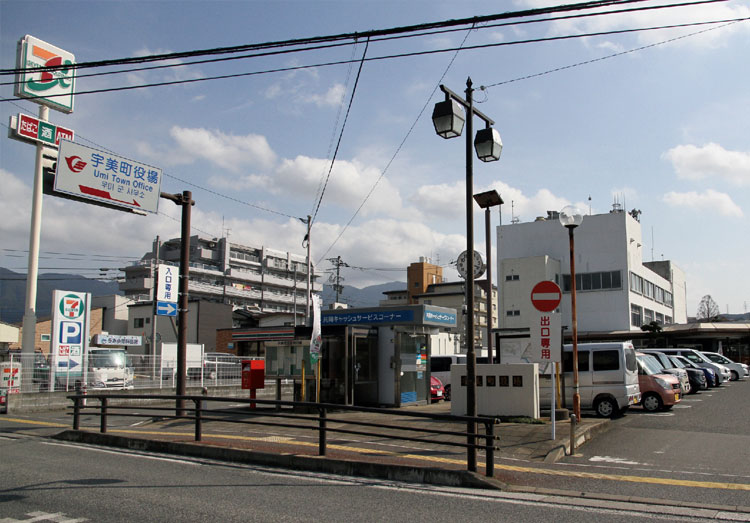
[669,357,686,369]
[676,357,698,369]
[90,351,126,368]
[638,354,664,375]
[704,353,730,364]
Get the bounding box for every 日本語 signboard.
[529,311,561,363]
[50,290,91,380]
[55,140,162,214]
[94,334,142,346]
[10,113,74,147]
[15,35,76,114]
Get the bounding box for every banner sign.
[10,113,74,147]
[310,295,322,363]
[50,290,91,387]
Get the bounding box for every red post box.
[242,359,265,390]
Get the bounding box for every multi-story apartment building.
[496,207,687,334]
[120,236,322,321]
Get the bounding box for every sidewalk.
[52,401,610,490]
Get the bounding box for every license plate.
[675,393,680,401]
[437,391,443,396]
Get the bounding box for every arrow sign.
[79,185,141,207]
[57,359,79,369]
[157,301,177,317]
[531,280,562,312]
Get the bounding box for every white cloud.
[303,83,346,107]
[662,189,743,217]
[663,143,750,186]
[149,126,277,172]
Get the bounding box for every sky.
[1,0,749,317]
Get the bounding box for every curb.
[53,430,509,491]
[543,418,611,463]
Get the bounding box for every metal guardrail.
[68,394,500,477]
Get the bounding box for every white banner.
[310,295,322,363]
[528,311,561,363]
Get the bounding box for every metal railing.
[67,393,499,477]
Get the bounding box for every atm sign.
[14,113,74,147]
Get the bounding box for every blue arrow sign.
[58,359,79,369]
[157,301,177,317]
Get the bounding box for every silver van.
[540,342,641,418]
[430,354,466,401]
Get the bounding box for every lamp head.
[559,204,584,229]
[474,127,502,162]
[432,99,465,139]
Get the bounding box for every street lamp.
[473,190,503,365]
[559,204,584,421]
[433,77,502,472]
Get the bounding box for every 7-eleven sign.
[60,294,85,318]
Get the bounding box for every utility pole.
[160,191,194,417]
[302,215,312,325]
[151,236,160,380]
[327,256,348,303]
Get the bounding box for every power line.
[0,1,658,76]
[5,15,744,104]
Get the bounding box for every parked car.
[654,348,731,385]
[431,354,466,401]
[636,352,681,412]
[430,376,445,403]
[188,352,242,380]
[701,352,748,381]
[671,355,718,387]
[539,342,641,418]
[667,355,708,392]
[639,350,691,395]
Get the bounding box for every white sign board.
[94,334,142,346]
[15,35,76,114]
[528,311,561,363]
[55,140,162,213]
[50,290,91,386]
[157,264,178,303]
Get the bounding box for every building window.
[655,312,664,324]
[644,308,654,324]
[134,318,145,328]
[505,274,519,281]
[563,270,621,292]
[506,310,520,317]
[40,334,51,342]
[631,304,643,327]
[665,315,673,324]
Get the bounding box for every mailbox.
[241,359,265,390]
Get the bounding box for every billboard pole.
[20,104,49,387]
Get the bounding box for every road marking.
[6,418,750,493]
[1,417,68,428]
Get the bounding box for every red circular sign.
[530,280,562,312]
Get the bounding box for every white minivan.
[540,342,641,418]
[430,354,466,401]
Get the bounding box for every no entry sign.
[531,281,562,312]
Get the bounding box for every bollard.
[201,387,208,411]
[569,413,577,455]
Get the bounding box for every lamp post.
[433,78,502,472]
[559,205,584,421]
[473,190,504,364]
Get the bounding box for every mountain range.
[0,267,405,325]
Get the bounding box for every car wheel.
[594,397,617,418]
[642,392,663,412]
[731,370,739,381]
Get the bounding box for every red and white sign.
[10,113,74,147]
[529,311,561,363]
[530,280,562,312]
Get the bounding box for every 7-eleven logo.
[59,294,84,319]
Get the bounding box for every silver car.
[701,352,748,381]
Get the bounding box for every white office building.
[497,207,687,334]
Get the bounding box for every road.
[0,432,743,522]
[499,378,750,508]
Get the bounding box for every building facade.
[496,208,688,334]
[120,236,323,321]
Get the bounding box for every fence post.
[318,406,327,456]
[569,413,577,455]
[485,421,495,478]
[100,397,108,434]
[73,396,80,430]
[194,398,202,441]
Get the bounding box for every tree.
[696,294,721,321]
[640,320,663,347]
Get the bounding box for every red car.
[430,376,445,403]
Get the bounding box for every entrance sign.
[156,265,178,303]
[9,113,74,147]
[15,35,76,113]
[55,140,162,214]
[530,280,562,312]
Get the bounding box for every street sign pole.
[20,105,49,385]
